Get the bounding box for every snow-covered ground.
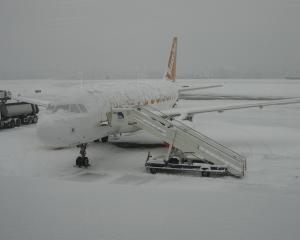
[1,79,300,240]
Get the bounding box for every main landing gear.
[75,143,90,168]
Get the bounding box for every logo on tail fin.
[165,37,177,82]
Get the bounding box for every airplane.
[14,37,300,168]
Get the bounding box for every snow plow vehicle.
[145,151,228,177]
[0,90,39,129]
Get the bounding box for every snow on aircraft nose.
[36,116,75,148]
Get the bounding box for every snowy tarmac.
[0,79,300,240]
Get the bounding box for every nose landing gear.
[75,143,90,168]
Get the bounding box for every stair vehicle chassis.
[145,151,228,177]
[112,106,246,177]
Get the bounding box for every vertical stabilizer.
[164,37,177,82]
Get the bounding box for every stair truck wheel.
[201,171,210,177]
[150,168,157,174]
[101,136,109,143]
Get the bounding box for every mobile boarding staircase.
[111,107,247,177]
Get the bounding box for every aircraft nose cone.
[36,117,69,148]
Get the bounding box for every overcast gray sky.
[0,0,299,79]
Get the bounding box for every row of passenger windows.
[47,95,176,113]
[141,95,176,106]
[114,95,176,107]
[47,104,87,113]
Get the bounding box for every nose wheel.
[75,143,90,168]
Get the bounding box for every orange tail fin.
[164,37,177,82]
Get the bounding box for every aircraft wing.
[178,84,223,93]
[158,98,300,120]
[12,95,50,107]
[177,84,291,101]
[179,93,290,101]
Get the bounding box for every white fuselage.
[37,80,179,148]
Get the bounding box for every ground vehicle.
[145,151,228,177]
[0,90,12,103]
[0,90,39,129]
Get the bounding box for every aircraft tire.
[76,157,82,167]
[83,157,89,167]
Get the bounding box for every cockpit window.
[78,104,87,113]
[70,104,80,113]
[55,105,69,112]
[47,104,55,111]
[48,104,88,113]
